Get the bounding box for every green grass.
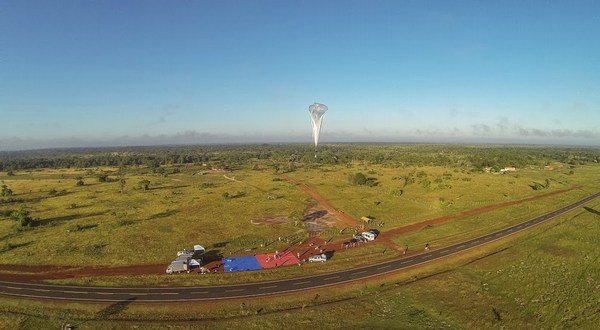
[1,161,598,270]
[291,162,595,229]
[0,165,309,266]
[392,186,592,250]
[1,201,599,329]
[1,153,600,328]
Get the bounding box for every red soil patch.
[281,174,361,229]
[256,251,300,269]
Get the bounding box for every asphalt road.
[1,191,599,303]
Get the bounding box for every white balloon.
[308,103,328,150]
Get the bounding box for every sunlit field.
[1,144,599,329]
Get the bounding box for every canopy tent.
[222,256,262,272]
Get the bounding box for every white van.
[361,231,377,241]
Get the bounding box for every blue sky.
[1,0,599,150]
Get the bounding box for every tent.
[222,256,262,272]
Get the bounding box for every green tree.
[350,172,367,185]
[1,185,13,197]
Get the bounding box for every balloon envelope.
[309,103,327,148]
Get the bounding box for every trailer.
[166,259,189,274]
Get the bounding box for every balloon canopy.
[308,103,328,149]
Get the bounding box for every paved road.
[1,192,599,303]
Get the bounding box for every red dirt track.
[281,174,361,228]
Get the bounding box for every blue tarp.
[222,256,262,272]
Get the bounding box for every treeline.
[0,144,599,171]
[465,146,600,170]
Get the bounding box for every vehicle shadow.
[202,249,223,264]
[324,250,336,260]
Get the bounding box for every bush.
[1,185,13,197]
[10,209,33,227]
[348,172,379,186]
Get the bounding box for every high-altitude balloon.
[308,103,328,151]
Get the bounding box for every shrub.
[1,185,13,197]
[10,209,32,227]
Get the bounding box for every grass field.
[1,160,596,267]
[1,199,599,329]
[0,165,309,266]
[1,145,600,328]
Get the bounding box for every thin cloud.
[471,124,492,134]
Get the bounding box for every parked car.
[308,253,328,262]
[361,230,378,241]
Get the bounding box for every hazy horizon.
[2,133,598,153]
[2,1,599,151]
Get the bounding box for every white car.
[361,231,377,241]
[308,253,327,262]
